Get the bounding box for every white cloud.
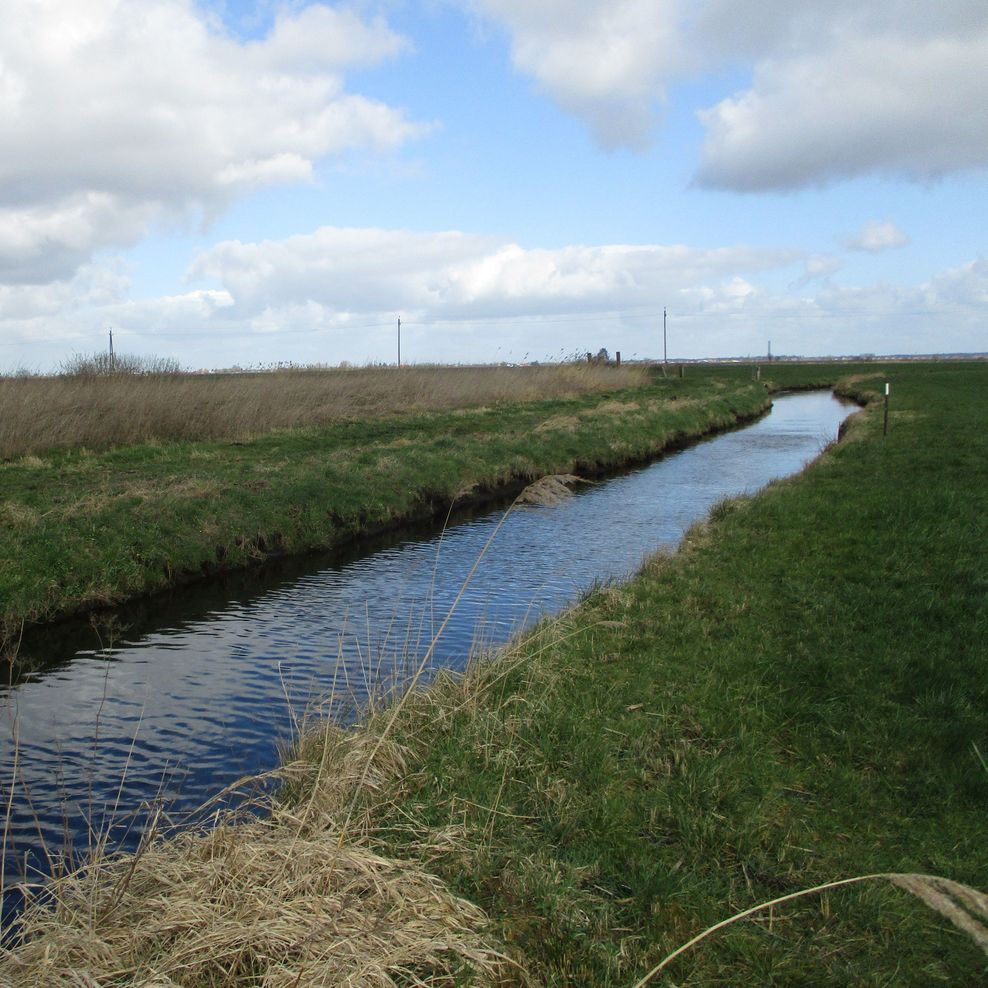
[3,234,985,369]
[0,263,131,324]
[0,193,158,283]
[258,4,409,71]
[692,0,988,59]
[156,233,988,361]
[464,1,988,185]
[843,220,909,253]
[189,226,798,320]
[804,255,843,280]
[927,257,988,309]
[465,0,684,149]
[0,0,428,285]
[696,29,988,190]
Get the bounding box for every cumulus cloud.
[0,263,131,325]
[464,1,988,185]
[696,29,988,190]
[189,226,798,320]
[150,226,802,363]
[843,220,909,253]
[466,0,684,149]
[178,229,988,360]
[0,0,427,284]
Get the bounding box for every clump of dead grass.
[0,814,507,986]
[0,501,40,529]
[514,475,585,507]
[0,719,513,987]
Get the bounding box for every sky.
[1,0,986,371]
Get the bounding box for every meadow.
[2,361,984,985]
[345,361,984,985]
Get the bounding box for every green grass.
[1,372,771,638]
[285,361,986,985]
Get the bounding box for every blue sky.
[1,0,986,370]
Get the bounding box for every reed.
[632,873,988,985]
[0,362,647,459]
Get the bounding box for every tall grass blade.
[632,872,988,986]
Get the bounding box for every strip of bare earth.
[3,362,985,986]
[1,371,768,639]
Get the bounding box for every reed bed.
[0,363,646,459]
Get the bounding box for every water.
[0,391,854,897]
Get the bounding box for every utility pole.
[662,307,668,377]
[109,328,115,371]
[397,315,401,367]
[768,340,772,363]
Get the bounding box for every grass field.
[2,361,984,985]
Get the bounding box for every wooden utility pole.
[662,307,668,377]
[397,315,401,367]
[109,328,115,371]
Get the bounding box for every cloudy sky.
[2,0,986,370]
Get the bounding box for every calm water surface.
[1,391,854,894]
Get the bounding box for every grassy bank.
[1,369,765,640]
[3,361,985,985]
[351,361,984,985]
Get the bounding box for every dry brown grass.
[0,718,515,988]
[0,823,509,987]
[513,474,585,507]
[0,363,647,459]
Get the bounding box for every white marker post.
[883,382,890,436]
